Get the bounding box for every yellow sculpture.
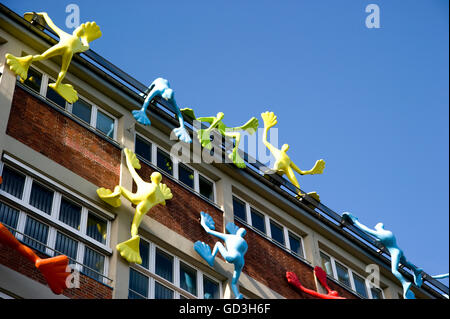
[261,111,325,201]
[5,12,102,103]
[97,148,173,264]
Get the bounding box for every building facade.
[0,4,447,299]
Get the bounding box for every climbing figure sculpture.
[194,212,248,299]
[5,12,102,103]
[181,109,259,168]
[342,212,423,299]
[261,111,325,201]
[286,266,346,299]
[132,78,192,143]
[97,148,173,264]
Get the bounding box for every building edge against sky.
[0,3,448,299]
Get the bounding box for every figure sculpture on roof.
[194,211,248,299]
[133,78,192,143]
[181,109,259,168]
[97,148,173,264]
[342,212,423,299]
[5,12,102,103]
[261,111,325,201]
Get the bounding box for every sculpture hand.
[261,111,278,130]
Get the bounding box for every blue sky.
[4,1,448,286]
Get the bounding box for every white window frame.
[130,238,223,299]
[319,250,385,299]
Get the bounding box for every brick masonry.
[0,241,112,299]
[6,86,121,190]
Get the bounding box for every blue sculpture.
[194,211,248,299]
[133,78,192,143]
[432,273,449,280]
[342,212,423,299]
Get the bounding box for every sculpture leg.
[400,256,423,287]
[132,98,152,126]
[116,204,147,264]
[231,263,244,299]
[48,52,78,103]
[285,166,303,197]
[224,132,245,168]
[391,249,414,299]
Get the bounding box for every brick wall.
[132,162,224,253]
[0,241,112,299]
[6,86,121,190]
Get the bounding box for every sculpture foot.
[5,54,32,80]
[132,109,151,126]
[173,126,192,143]
[307,192,320,202]
[194,241,214,267]
[403,282,415,299]
[414,268,423,287]
[117,235,142,264]
[229,150,246,168]
[49,82,78,104]
[97,186,122,207]
[235,293,244,299]
[35,255,70,295]
[197,129,213,149]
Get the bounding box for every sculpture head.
[216,112,225,120]
[281,144,290,152]
[375,222,384,230]
[151,172,162,185]
[237,228,246,238]
[152,77,169,87]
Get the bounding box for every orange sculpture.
[0,220,70,294]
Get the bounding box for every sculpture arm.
[196,117,216,125]
[262,126,278,155]
[124,149,145,186]
[37,12,67,38]
[200,220,227,241]
[352,219,381,238]
[290,161,308,175]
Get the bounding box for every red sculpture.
[0,220,71,294]
[286,266,346,299]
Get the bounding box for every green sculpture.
[181,109,259,168]
[97,148,173,264]
[261,111,325,201]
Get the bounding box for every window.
[130,240,222,299]
[178,163,194,189]
[180,262,197,296]
[54,231,78,260]
[353,273,368,298]
[270,220,285,245]
[86,212,107,244]
[29,182,54,215]
[71,99,92,123]
[46,80,66,108]
[320,252,333,276]
[96,110,115,138]
[0,166,25,199]
[83,246,105,281]
[232,196,246,222]
[288,232,304,258]
[59,198,81,230]
[23,216,49,254]
[370,287,383,299]
[135,135,152,162]
[199,175,214,202]
[250,208,265,234]
[157,148,173,176]
[0,202,19,231]
[335,261,350,287]
[21,67,42,93]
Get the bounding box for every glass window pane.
[135,135,152,162]
[29,182,53,215]
[155,248,173,282]
[199,175,214,202]
[180,262,197,296]
[232,196,246,222]
[139,239,149,269]
[371,287,383,299]
[46,80,66,108]
[0,202,20,232]
[203,277,220,299]
[72,99,92,123]
[154,281,174,299]
[21,68,42,93]
[270,220,285,245]
[54,231,78,260]
[128,268,148,299]
[0,166,25,199]
[96,110,115,138]
[353,273,368,298]
[157,149,173,176]
[86,212,107,244]
[179,164,194,189]
[289,232,304,258]
[59,198,81,230]
[250,208,265,234]
[335,261,350,287]
[23,216,49,254]
[83,246,105,280]
[320,252,333,276]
